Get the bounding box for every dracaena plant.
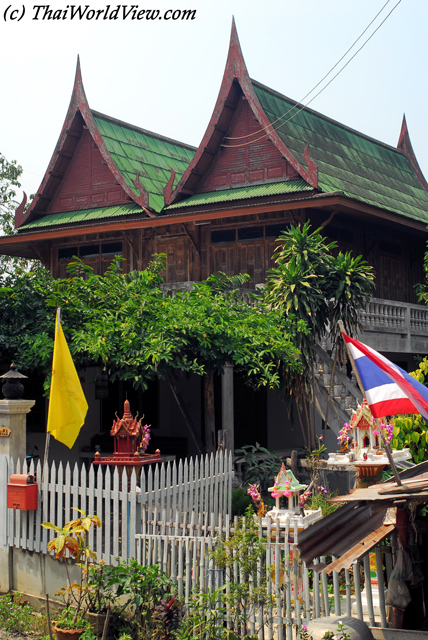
[41,509,101,629]
[265,222,374,449]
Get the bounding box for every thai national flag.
[341,332,428,421]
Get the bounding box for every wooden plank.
[376,546,388,628]
[332,556,341,616]
[120,468,128,559]
[104,466,111,563]
[88,464,95,552]
[313,557,320,619]
[363,554,375,627]
[266,518,274,640]
[320,556,330,615]
[95,465,103,559]
[34,459,42,553]
[345,567,352,617]
[112,467,120,560]
[165,462,171,516]
[129,469,137,560]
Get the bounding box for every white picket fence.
[136,514,393,639]
[1,450,394,635]
[0,450,232,565]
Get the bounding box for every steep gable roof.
[166,21,428,226]
[16,59,195,229]
[252,81,428,225]
[165,19,318,207]
[92,112,195,213]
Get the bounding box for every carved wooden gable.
[197,97,298,193]
[47,128,130,214]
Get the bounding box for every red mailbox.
[7,474,38,510]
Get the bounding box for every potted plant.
[42,509,102,640]
[85,560,115,636]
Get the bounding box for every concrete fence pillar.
[0,398,35,592]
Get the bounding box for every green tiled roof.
[19,203,145,230]
[93,112,196,212]
[252,80,428,224]
[166,180,313,209]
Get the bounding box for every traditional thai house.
[2,21,428,461]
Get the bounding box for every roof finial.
[397,114,428,193]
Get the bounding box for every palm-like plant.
[265,222,374,448]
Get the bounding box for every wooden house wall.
[48,206,426,304]
[321,215,426,304]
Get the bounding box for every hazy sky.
[2,0,427,200]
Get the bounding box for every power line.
[222,0,402,149]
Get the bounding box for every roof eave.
[2,190,426,259]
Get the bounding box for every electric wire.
[225,0,394,142]
[222,0,402,149]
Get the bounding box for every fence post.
[0,455,10,591]
[0,398,35,592]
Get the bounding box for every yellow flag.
[47,310,88,448]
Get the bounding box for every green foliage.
[208,506,275,635]
[80,629,98,640]
[41,509,102,628]
[0,151,22,235]
[231,487,252,517]
[0,151,41,278]
[104,559,175,638]
[305,488,340,517]
[234,442,284,496]
[0,257,302,396]
[265,222,374,398]
[391,415,428,464]
[391,357,428,464]
[0,592,45,636]
[86,560,116,613]
[54,606,90,631]
[172,587,227,640]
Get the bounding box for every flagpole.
[338,321,403,487]
[42,308,61,480]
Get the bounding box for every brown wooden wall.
[48,207,426,305]
[48,129,130,214]
[197,97,298,192]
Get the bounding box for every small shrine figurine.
[261,463,322,529]
[350,399,378,451]
[92,400,162,474]
[268,463,307,514]
[327,400,411,486]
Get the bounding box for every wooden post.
[203,372,215,454]
[221,364,234,453]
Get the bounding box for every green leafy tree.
[0,152,22,235]
[0,256,302,452]
[0,152,40,279]
[391,357,428,464]
[264,222,375,448]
